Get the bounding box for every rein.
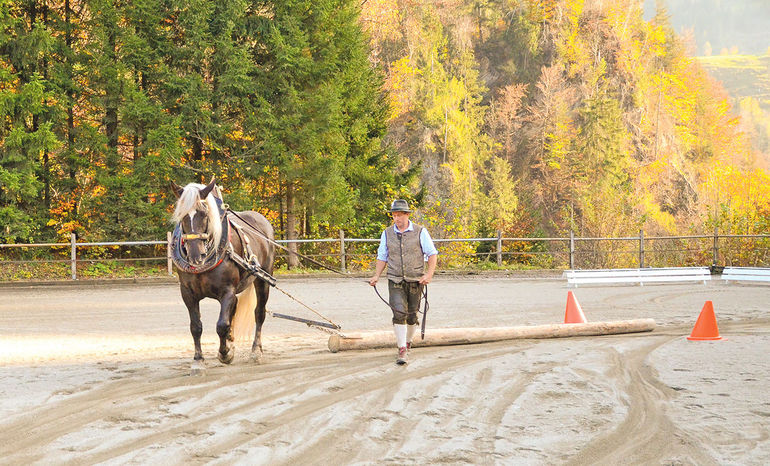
[178,202,431,337]
[225,209,347,275]
[226,208,431,338]
[372,282,430,340]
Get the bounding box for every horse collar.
[171,215,231,274]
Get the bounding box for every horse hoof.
[249,351,263,364]
[218,349,235,365]
[190,360,206,376]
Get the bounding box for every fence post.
[167,231,173,275]
[713,226,719,266]
[639,229,644,268]
[339,229,346,273]
[569,230,575,269]
[70,233,77,280]
[496,230,502,267]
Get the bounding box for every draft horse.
[170,178,275,367]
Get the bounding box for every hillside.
[644,0,770,56]
[698,55,770,108]
[698,54,770,166]
[361,0,770,240]
[1,0,768,249]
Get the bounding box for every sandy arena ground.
[0,274,768,465]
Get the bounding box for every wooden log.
[328,319,656,353]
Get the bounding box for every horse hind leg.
[250,280,270,363]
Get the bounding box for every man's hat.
[390,199,412,213]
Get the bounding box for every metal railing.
[1,230,768,280]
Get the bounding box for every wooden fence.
[1,230,768,280]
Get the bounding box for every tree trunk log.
[328,319,656,353]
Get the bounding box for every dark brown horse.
[171,178,275,369]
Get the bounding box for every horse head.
[171,177,222,267]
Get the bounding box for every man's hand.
[370,259,387,287]
[420,254,438,285]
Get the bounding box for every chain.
[266,309,343,336]
[273,283,343,331]
[226,208,348,275]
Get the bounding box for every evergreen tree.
[116,0,197,238]
[248,0,395,264]
[42,0,93,241]
[0,0,59,242]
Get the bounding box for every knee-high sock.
[394,324,407,348]
[406,324,418,343]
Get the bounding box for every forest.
[1,0,768,254]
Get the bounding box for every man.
[369,199,438,365]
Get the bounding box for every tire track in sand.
[180,341,541,464]
[42,340,538,464]
[565,336,718,465]
[0,353,385,464]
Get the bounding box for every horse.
[170,178,275,369]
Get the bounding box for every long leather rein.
[171,192,429,336]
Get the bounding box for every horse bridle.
[180,199,218,243]
[181,232,210,241]
[172,199,230,274]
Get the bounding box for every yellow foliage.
[384,57,417,120]
[640,193,677,233]
[359,0,403,45]
[700,162,770,232]
[351,256,374,271]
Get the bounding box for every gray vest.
[385,224,424,283]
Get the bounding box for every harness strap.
[171,214,230,274]
[225,209,348,276]
[226,246,277,287]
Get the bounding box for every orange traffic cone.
[564,291,587,323]
[687,301,723,341]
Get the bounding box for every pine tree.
[0,0,59,242]
[248,0,395,265]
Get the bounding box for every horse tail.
[232,285,257,342]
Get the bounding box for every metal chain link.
[273,284,343,331]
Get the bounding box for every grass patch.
[0,261,170,282]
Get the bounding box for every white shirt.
[376,221,438,262]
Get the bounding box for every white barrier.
[721,267,770,283]
[563,267,711,287]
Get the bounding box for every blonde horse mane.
[171,183,222,246]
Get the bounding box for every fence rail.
[1,230,768,280]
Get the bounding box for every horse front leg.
[216,291,237,364]
[181,287,205,375]
[250,280,270,363]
